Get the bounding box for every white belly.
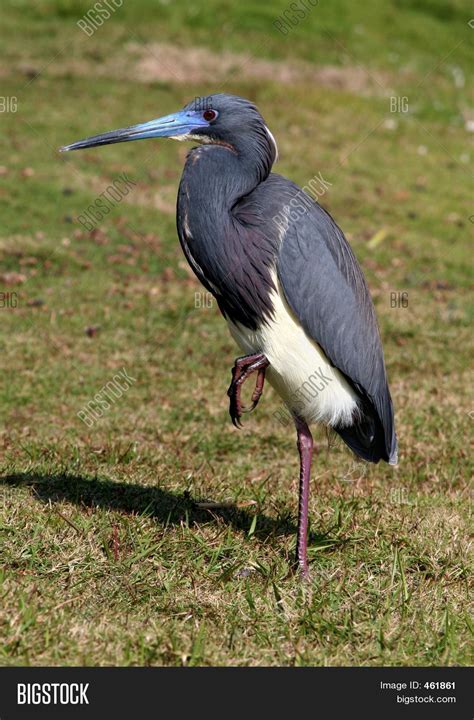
[227,274,359,428]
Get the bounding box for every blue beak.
[59,110,210,152]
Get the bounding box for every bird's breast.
[177,192,278,330]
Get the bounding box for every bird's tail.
[334,396,398,465]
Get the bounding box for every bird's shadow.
[0,471,296,543]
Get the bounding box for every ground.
[0,0,472,666]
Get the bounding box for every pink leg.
[294,416,313,578]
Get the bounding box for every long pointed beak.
[59,110,209,152]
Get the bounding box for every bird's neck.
[176,142,277,329]
[179,143,265,223]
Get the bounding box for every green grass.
[0,0,472,666]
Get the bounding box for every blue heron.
[61,94,398,577]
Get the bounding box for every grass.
[0,0,472,666]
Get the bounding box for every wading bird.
[61,94,397,577]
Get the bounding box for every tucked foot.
[245,366,266,412]
[227,353,269,427]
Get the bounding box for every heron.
[60,93,398,578]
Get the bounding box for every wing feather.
[275,190,397,463]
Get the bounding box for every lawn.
[0,0,472,666]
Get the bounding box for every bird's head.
[60,93,277,177]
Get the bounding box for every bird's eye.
[203,109,217,122]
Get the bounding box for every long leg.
[227,353,269,427]
[294,416,313,578]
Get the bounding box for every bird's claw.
[228,383,256,427]
[241,387,262,414]
[228,384,244,428]
[241,402,257,414]
[227,355,268,428]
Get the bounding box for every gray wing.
[274,183,397,463]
